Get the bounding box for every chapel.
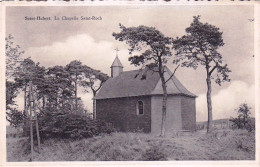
[94,56,197,135]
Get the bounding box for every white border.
[1,1,260,167]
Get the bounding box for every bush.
[141,146,167,161]
[229,103,254,132]
[36,112,115,140]
[245,119,255,132]
[6,108,24,128]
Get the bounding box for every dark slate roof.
[94,67,196,99]
[111,56,123,68]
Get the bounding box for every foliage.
[6,80,19,110]
[172,16,231,85]
[8,56,107,115]
[113,24,172,68]
[6,109,24,128]
[5,35,109,136]
[5,35,25,128]
[229,103,254,132]
[142,146,167,161]
[45,65,74,112]
[80,68,109,96]
[113,24,175,136]
[37,112,115,140]
[80,67,109,119]
[6,80,23,128]
[65,60,90,111]
[14,58,45,90]
[172,15,231,132]
[6,34,24,80]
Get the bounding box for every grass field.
[6,127,255,161]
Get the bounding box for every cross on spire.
[114,47,120,56]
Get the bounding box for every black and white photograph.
[2,3,259,165]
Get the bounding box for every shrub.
[6,108,24,128]
[141,146,167,161]
[245,119,255,132]
[36,112,115,140]
[229,103,254,132]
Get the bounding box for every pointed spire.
[111,56,123,68]
[111,47,123,77]
[111,47,123,68]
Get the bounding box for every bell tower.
[111,48,123,78]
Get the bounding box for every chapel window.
[137,101,144,115]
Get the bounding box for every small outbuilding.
[94,56,197,135]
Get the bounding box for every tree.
[6,80,19,110]
[6,108,24,128]
[81,68,109,97]
[81,67,109,119]
[229,103,254,131]
[65,60,86,112]
[33,65,49,111]
[5,34,24,80]
[15,58,36,117]
[5,34,25,128]
[172,16,231,132]
[14,58,47,118]
[113,24,178,136]
[46,65,73,112]
[6,80,24,128]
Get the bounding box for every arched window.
[137,101,144,115]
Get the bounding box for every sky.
[6,5,255,121]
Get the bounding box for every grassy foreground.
[7,129,255,161]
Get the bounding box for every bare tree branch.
[165,64,180,84]
[209,63,218,76]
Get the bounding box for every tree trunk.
[24,85,27,117]
[75,80,78,112]
[160,67,167,137]
[42,96,45,111]
[206,77,213,133]
[23,85,28,135]
[160,82,167,137]
[93,91,96,120]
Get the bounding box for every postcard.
[1,1,259,167]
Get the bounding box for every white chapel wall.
[151,95,182,135]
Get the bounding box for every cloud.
[26,33,135,74]
[196,80,255,122]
